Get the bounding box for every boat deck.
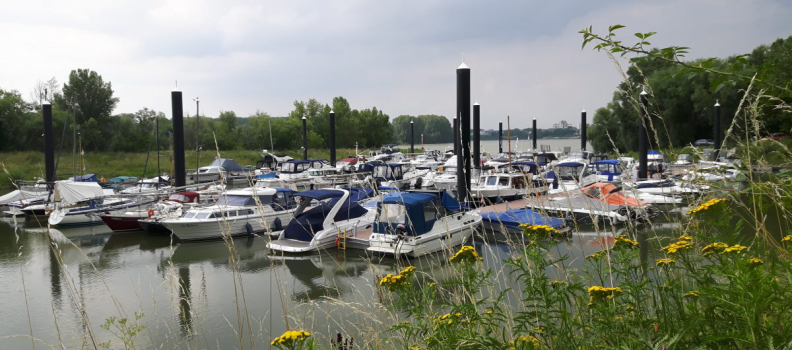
[269,239,310,248]
[477,199,529,213]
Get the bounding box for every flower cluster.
[271,330,311,346]
[782,235,792,243]
[748,258,764,266]
[449,246,482,263]
[511,335,541,348]
[379,266,417,290]
[520,224,563,240]
[613,235,639,250]
[656,258,676,267]
[436,312,462,326]
[687,197,728,216]
[661,236,693,255]
[586,250,607,260]
[683,291,700,299]
[701,242,730,256]
[724,244,747,254]
[587,285,623,306]
[550,280,565,288]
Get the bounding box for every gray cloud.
[1,0,790,130]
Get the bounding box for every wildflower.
[724,244,747,254]
[613,316,624,321]
[782,235,792,243]
[661,239,693,255]
[683,291,700,299]
[748,257,764,266]
[400,266,416,277]
[587,285,623,306]
[532,326,545,332]
[520,224,563,240]
[701,242,729,256]
[550,280,565,288]
[512,335,541,347]
[687,197,728,216]
[484,310,493,315]
[678,235,693,241]
[449,245,482,263]
[586,250,607,260]
[655,258,676,267]
[613,235,639,250]
[271,330,311,346]
[379,271,412,290]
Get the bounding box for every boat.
[592,159,624,182]
[188,158,250,183]
[161,187,297,241]
[119,176,170,194]
[527,183,651,224]
[100,192,201,232]
[471,164,547,203]
[367,190,481,258]
[480,208,568,234]
[545,161,599,194]
[267,188,375,253]
[138,192,203,233]
[47,182,150,226]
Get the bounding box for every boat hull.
[163,212,293,241]
[368,213,481,258]
[100,215,144,232]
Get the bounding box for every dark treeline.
[587,35,792,154]
[479,127,578,140]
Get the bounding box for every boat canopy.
[168,192,200,203]
[593,159,623,181]
[480,209,565,229]
[72,174,99,182]
[54,181,105,205]
[510,161,539,174]
[208,158,245,172]
[283,189,370,242]
[108,176,137,183]
[376,191,464,236]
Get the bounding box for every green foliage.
[392,114,454,144]
[99,311,146,350]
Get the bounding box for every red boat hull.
[100,215,144,232]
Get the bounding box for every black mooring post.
[43,102,55,185]
[301,116,308,160]
[532,118,537,151]
[498,121,503,153]
[581,109,587,151]
[456,62,471,202]
[410,120,415,153]
[453,116,459,156]
[171,89,186,187]
[638,90,649,180]
[473,102,481,169]
[329,110,336,166]
[714,101,721,161]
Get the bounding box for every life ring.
[148,209,155,218]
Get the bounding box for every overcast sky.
[2,0,791,129]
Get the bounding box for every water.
[0,207,678,349]
[404,138,593,154]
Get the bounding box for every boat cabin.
[281,189,370,242]
[592,159,623,181]
[374,191,462,236]
[373,164,405,181]
[167,192,200,204]
[215,188,296,211]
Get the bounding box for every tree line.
[586,34,792,154]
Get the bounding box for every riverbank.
[0,148,362,188]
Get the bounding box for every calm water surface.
[0,202,679,349]
[405,139,593,153]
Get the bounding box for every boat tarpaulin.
[53,181,105,205]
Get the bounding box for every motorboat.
[527,183,651,224]
[101,192,200,232]
[161,187,297,241]
[189,158,250,183]
[471,163,547,203]
[432,157,459,191]
[592,159,624,182]
[267,188,375,253]
[138,191,203,233]
[545,161,599,194]
[562,151,594,164]
[119,176,170,194]
[367,190,481,258]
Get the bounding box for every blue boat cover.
[108,176,137,183]
[593,159,620,165]
[74,174,98,182]
[284,189,370,242]
[208,158,245,172]
[382,192,437,207]
[254,172,278,179]
[480,209,565,228]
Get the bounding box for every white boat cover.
[0,190,45,205]
[53,181,105,205]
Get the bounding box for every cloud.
[1,0,790,130]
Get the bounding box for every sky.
[1,0,791,129]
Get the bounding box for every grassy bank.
[0,148,366,188]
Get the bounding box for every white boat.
[471,166,547,202]
[545,161,599,194]
[432,158,459,191]
[367,191,481,258]
[47,181,145,226]
[119,176,170,194]
[267,189,375,253]
[161,187,297,241]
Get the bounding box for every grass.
[0,148,365,188]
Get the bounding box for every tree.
[55,69,118,126]
[30,77,60,108]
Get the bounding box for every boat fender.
[148,209,155,218]
[245,222,255,237]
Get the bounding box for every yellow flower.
[271,329,311,346]
[655,258,676,267]
[661,239,693,255]
[701,242,729,256]
[449,245,482,263]
[688,197,727,216]
[678,235,693,241]
[724,244,747,254]
[514,335,541,347]
[587,285,623,306]
[748,257,764,266]
[613,235,639,250]
[400,266,416,276]
[550,280,565,288]
[683,291,700,299]
[521,224,563,240]
[586,250,607,260]
[782,235,792,242]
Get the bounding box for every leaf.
[714,82,726,93]
[635,32,645,39]
[609,24,625,32]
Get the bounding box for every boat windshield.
[442,167,457,175]
[184,212,197,219]
[498,177,510,186]
[217,194,271,207]
[280,162,308,173]
[557,165,582,179]
[486,176,497,186]
[379,203,407,224]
